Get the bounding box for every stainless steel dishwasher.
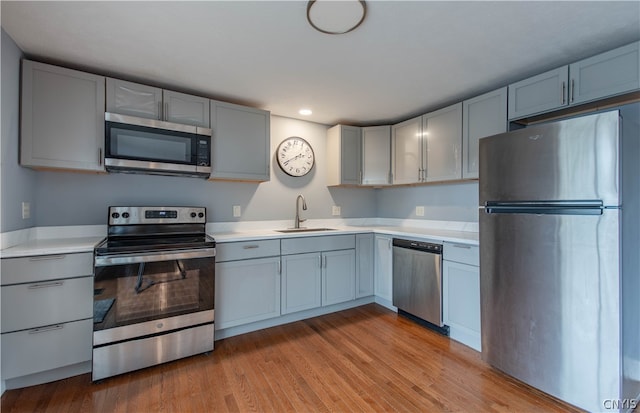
[392,238,449,335]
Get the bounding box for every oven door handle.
[94,248,216,267]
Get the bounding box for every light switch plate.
[22,202,31,219]
[332,206,341,216]
[233,205,241,217]
[415,206,425,217]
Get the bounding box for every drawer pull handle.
[452,244,472,249]
[29,324,63,334]
[28,281,64,289]
[28,255,66,261]
[243,245,260,249]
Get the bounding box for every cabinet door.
[340,126,362,185]
[327,125,361,186]
[508,66,569,120]
[21,60,105,171]
[423,103,462,182]
[443,260,481,351]
[106,78,162,120]
[1,318,92,380]
[215,257,280,329]
[391,115,422,184]
[322,250,356,306]
[355,233,374,298]
[570,41,640,105]
[1,276,93,333]
[362,125,391,185]
[374,235,393,303]
[210,100,271,181]
[163,90,210,127]
[462,88,507,179]
[281,253,322,314]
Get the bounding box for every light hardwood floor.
[2,304,585,412]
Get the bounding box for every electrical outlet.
[21,202,31,219]
[233,205,241,218]
[415,206,425,217]
[332,205,341,216]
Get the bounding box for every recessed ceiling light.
[299,109,313,116]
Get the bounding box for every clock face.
[276,137,315,177]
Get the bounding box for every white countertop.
[0,219,478,258]
[211,225,478,246]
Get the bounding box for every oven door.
[93,248,215,345]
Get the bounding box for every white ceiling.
[2,1,639,126]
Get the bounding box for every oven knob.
[191,212,197,218]
[198,212,204,218]
[111,212,120,219]
[122,212,130,218]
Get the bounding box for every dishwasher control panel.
[392,238,442,253]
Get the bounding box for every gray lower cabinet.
[355,233,374,298]
[442,242,480,351]
[509,41,640,120]
[0,252,94,384]
[374,235,393,304]
[215,240,281,329]
[209,100,271,181]
[281,253,322,314]
[462,87,507,179]
[281,235,356,315]
[21,60,105,171]
[106,78,210,128]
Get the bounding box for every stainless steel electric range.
[92,206,215,381]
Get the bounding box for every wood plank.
[1,304,587,412]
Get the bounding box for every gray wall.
[2,29,477,228]
[1,29,36,232]
[375,182,479,222]
[34,116,379,226]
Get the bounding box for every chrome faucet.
[295,194,307,228]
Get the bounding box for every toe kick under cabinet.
[442,242,481,352]
[1,252,94,388]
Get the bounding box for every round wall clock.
[276,137,315,177]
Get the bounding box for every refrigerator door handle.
[485,200,604,215]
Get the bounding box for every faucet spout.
[295,194,307,228]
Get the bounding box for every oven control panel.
[109,206,206,225]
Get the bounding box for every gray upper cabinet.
[423,102,462,182]
[21,60,105,172]
[508,66,569,120]
[391,115,422,185]
[209,100,270,182]
[392,103,462,184]
[162,90,210,127]
[327,125,362,186]
[106,78,210,127]
[361,125,391,186]
[462,87,507,179]
[509,41,640,120]
[106,78,162,120]
[569,41,640,105]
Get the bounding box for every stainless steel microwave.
[104,113,212,178]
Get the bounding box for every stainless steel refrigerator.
[479,106,640,412]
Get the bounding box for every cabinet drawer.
[443,243,479,266]
[281,234,355,255]
[1,318,93,380]
[1,252,93,285]
[1,276,93,333]
[216,240,280,262]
